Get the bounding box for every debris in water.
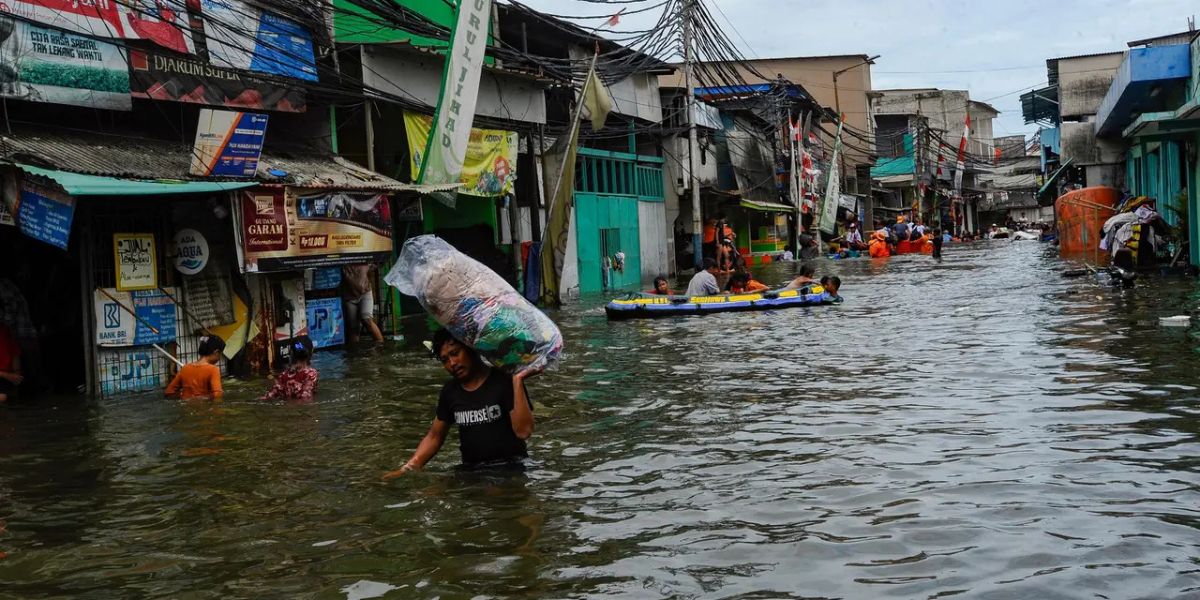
[312,540,337,547]
[341,580,400,600]
[1160,315,1191,327]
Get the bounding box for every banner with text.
[190,109,268,177]
[94,288,179,347]
[129,49,306,113]
[17,177,74,249]
[416,0,493,204]
[405,111,516,197]
[201,0,317,82]
[238,189,394,272]
[1,0,194,54]
[0,18,130,110]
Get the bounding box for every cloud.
[514,0,1198,136]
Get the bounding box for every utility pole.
[682,0,703,271]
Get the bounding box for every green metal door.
[574,192,641,293]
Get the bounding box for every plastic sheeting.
[386,235,562,373]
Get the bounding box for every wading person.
[384,329,538,478]
[0,323,22,403]
[651,276,672,295]
[165,335,225,400]
[685,258,721,297]
[784,264,817,290]
[260,336,319,402]
[342,263,385,343]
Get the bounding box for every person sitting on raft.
[685,258,721,296]
[843,222,867,250]
[383,329,539,478]
[651,276,672,295]
[725,270,768,294]
[784,264,817,290]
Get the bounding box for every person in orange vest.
[702,218,718,262]
[869,230,891,258]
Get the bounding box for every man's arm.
[383,418,450,479]
[0,355,21,384]
[165,369,183,398]
[510,371,537,439]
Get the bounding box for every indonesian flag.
[953,113,971,194]
[936,143,946,178]
[994,146,1002,165]
[790,117,802,143]
[604,8,625,28]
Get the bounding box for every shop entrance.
[0,226,85,396]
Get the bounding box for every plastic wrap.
[386,235,563,373]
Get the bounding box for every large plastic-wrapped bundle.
[385,235,563,373]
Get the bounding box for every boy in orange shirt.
[165,335,225,400]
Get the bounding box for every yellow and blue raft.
[605,286,842,320]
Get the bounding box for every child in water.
[260,336,319,402]
[165,335,225,400]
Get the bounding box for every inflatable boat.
[605,287,842,320]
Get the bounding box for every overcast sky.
[516,0,1198,139]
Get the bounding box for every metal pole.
[682,0,703,271]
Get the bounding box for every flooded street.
[2,241,1200,599]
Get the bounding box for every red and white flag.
[603,8,625,28]
[953,113,971,194]
[935,143,946,178]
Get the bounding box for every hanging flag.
[935,143,946,178]
[582,67,613,130]
[994,146,1002,165]
[953,113,971,196]
[417,0,494,207]
[603,8,625,28]
[818,120,843,237]
[541,60,609,306]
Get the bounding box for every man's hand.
[0,373,22,385]
[382,463,418,480]
[514,367,543,382]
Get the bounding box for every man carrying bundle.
[384,329,539,477]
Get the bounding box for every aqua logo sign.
[173,228,209,275]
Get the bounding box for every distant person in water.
[651,276,672,295]
[725,270,768,294]
[260,336,319,402]
[932,229,944,259]
[785,264,817,290]
[0,323,21,403]
[384,329,539,478]
[685,258,721,296]
[165,335,225,400]
[822,275,842,298]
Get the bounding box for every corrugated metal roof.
[0,131,453,193]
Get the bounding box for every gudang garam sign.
[237,189,393,272]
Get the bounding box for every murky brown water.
[2,240,1199,599]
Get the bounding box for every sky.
[516,0,1198,139]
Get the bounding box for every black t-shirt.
[435,369,531,466]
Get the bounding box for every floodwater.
[2,241,1200,600]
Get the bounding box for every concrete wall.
[873,89,997,158]
[1056,53,1125,120]
[1060,120,1124,166]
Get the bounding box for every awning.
[1,131,443,194]
[1038,158,1074,198]
[15,164,257,197]
[740,199,795,212]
